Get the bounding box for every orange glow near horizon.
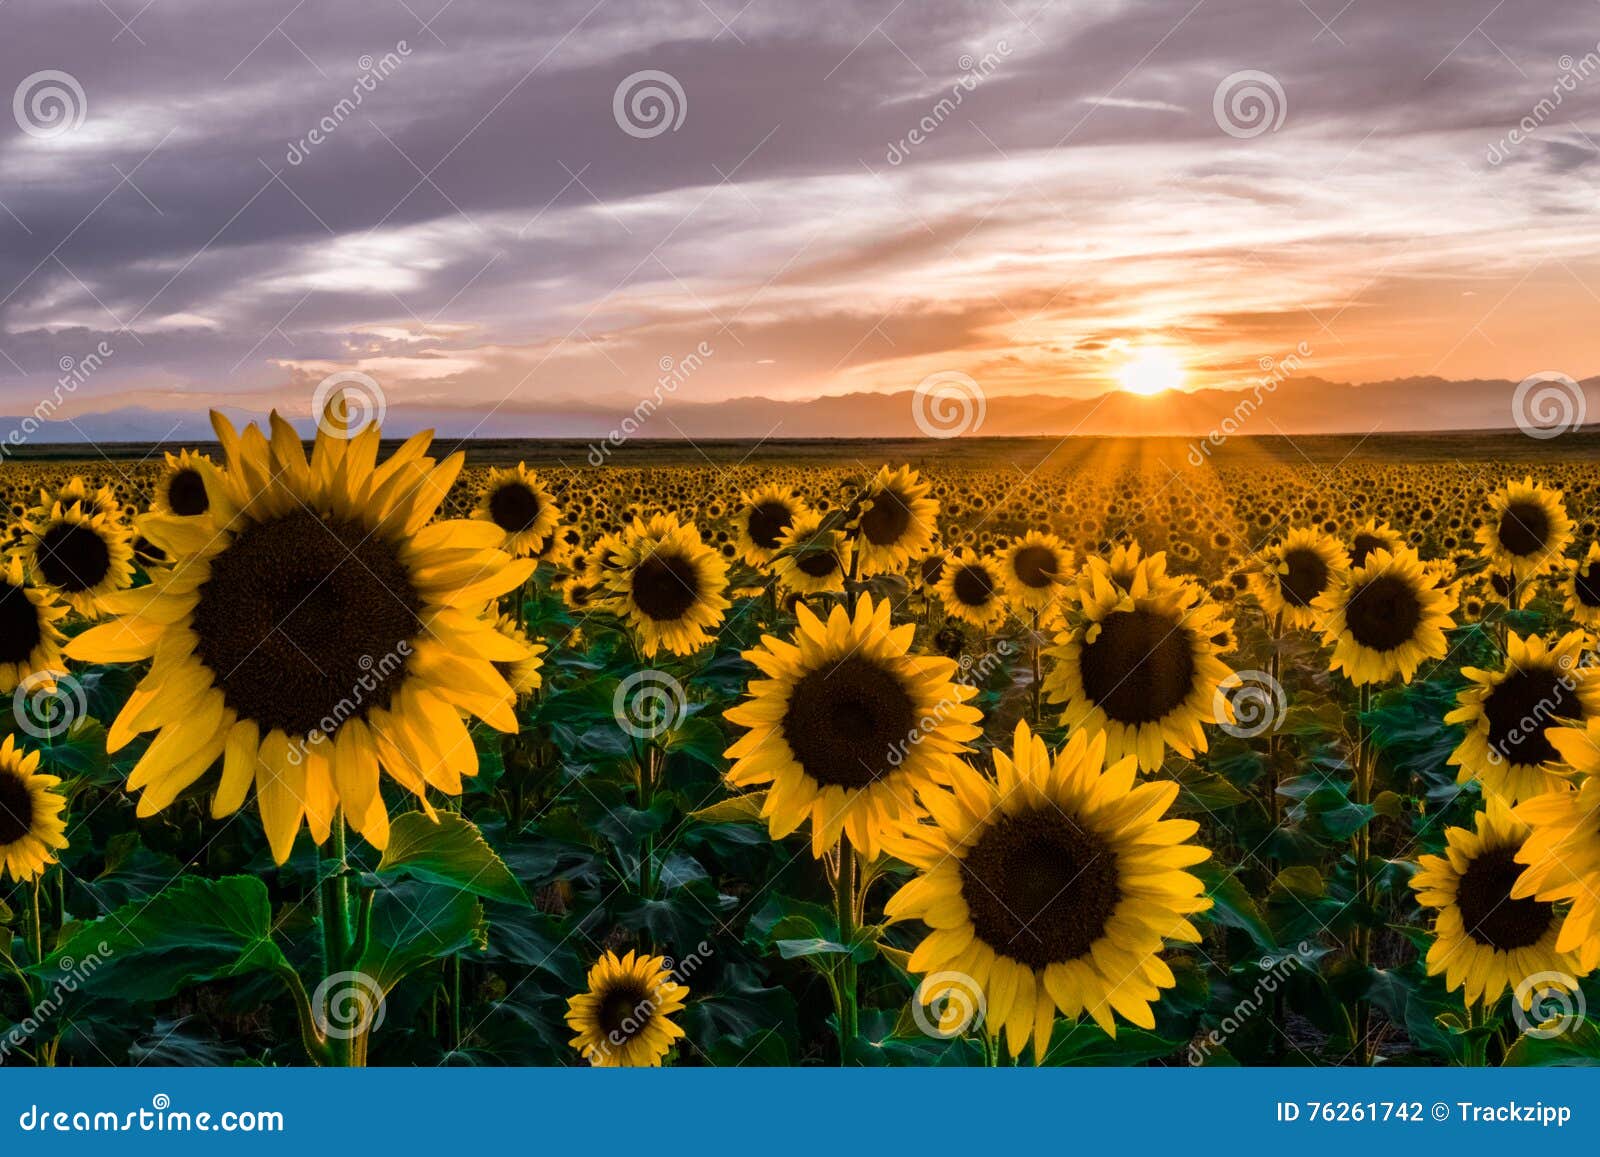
[1116,346,1187,397]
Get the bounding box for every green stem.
[274,963,335,1067]
[1354,681,1374,1065]
[319,816,353,1066]
[1029,610,1042,725]
[638,744,660,906]
[833,842,859,1064]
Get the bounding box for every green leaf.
[1197,866,1275,951]
[663,716,727,769]
[689,792,767,825]
[1503,1019,1600,1066]
[355,883,487,994]
[374,811,530,907]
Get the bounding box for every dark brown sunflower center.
[0,771,34,846]
[1456,845,1553,951]
[780,655,918,788]
[796,549,839,578]
[0,580,44,665]
[1576,562,1600,608]
[951,564,996,607]
[191,509,421,737]
[746,501,793,550]
[960,809,1121,971]
[1498,501,1550,558]
[1012,546,1059,589]
[920,555,946,586]
[1079,608,1197,725]
[165,468,209,516]
[1279,547,1330,607]
[488,482,541,533]
[1349,534,1389,569]
[629,552,701,621]
[596,977,655,1039]
[858,489,913,546]
[1343,573,1422,652]
[35,522,111,593]
[1485,667,1579,766]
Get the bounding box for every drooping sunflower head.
[1044,556,1235,772]
[736,484,807,567]
[771,510,852,597]
[67,399,537,862]
[1564,542,1600,627]
[1314,546,1456,686]
[845,465,938,577]
[152,449,214,518]
[723,594,981,858]
[1446,630,1598,803]
[1247,528,1347,630]
[565,949,688,1067]
[936,549,1008,629]
[1413,796,1580,1006]
[1476,477,1573,582]
[0,733,68,882]
[1000,531,1072,613]
[1347,519,1402,570]
[21,496,135,619]
[473,462,561,558]
[0,555,67,694]
[886,721,1211,1061]
[601,514,730,658]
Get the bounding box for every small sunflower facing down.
[602,514,730,658]
[886,721,1212,1061]
[1314,547,1456,686]
[474,463,561,558]
[735,484,807,567]
[1476,477,1573,583]
[723,594,981,858]
[1562,542,1600,627]
[1247,528,1348,630]
[565,949,688,1067]
[0,734,68,883]
[1412,797,1586,1006]
[846,465,939,577]
[936,549,1008,629]
[0,556,67,695]
[1513,762,1600,972]
[1446,630,1597,803]
[999,530,1072,613]
[21,495,135,619]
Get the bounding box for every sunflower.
[886,721,1211,1061]
[39,476,120,522]
[1412,796,1586,1005]
[1562,542,1600,627]
[999,531,1072,613]
[1446,630,1598,803]
[723,594,981,858]
[474,463,561,558]
[21,495,135,618]
[1313,547,1456,686]
[1476,477,1574,583]
[936,550,1008,629]
[1513,759,1600,972]
[771,511,853,597]
[151,449,214,518]
[0,734,68,882]
[492,613,547,696]
[601,514,729,658]
[66,400,537,862]
[1043,554,1235,772]
[735,484,807,567]
[1247,528,1347,630]
[565,949,688,1067]
[846,465,938,577]
[1347,519,1403,569]
[0,556,67,694]
[1073,542,1157,600]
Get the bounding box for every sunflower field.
[2,402,1600,1068]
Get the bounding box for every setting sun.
[1117,347,1186,396]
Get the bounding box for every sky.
[2,0,1599,433]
